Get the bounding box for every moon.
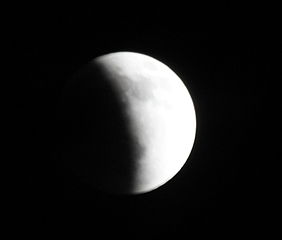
[60,52,196,194]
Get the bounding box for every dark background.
[15,3,278,238]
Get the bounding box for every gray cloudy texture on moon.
[61,52,196,194]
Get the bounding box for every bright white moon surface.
[91,52,197,194]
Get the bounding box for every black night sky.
[16,4,278,238]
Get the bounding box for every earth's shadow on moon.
[57,62,144,195]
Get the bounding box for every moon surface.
[60,52,196,194]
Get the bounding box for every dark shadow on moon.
[56,63,144,194]
[94,62,159,103]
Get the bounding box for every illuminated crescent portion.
[93,52,196,194]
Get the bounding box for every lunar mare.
[62,52,196,194]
